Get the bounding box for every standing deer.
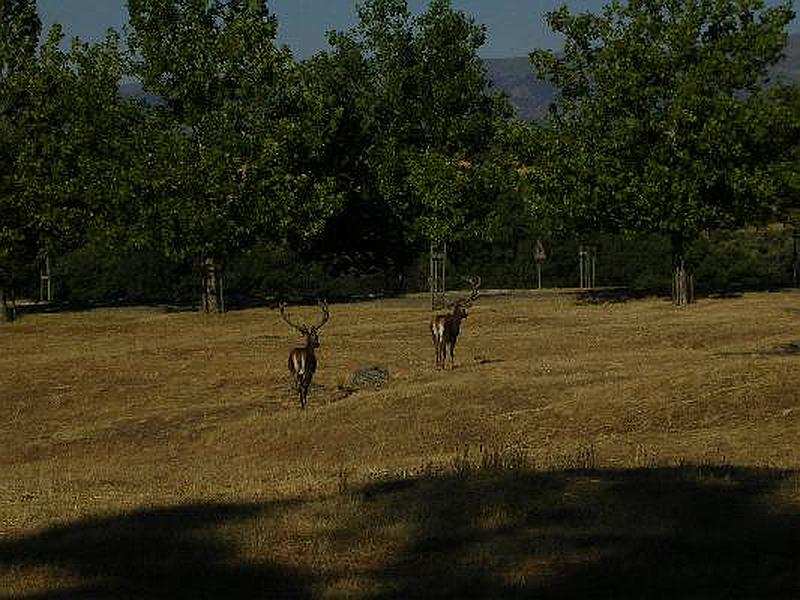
[279,300,330,409]
[430,276,481,370]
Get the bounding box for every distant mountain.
[117,33,800,122]
[486,32,800,122]
[771,32,800,83]
[119,81,162,106]
[484,56,556,122]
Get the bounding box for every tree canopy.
[126,0,344,310]
[1,4,125,318]
[305,0,514,277]
[1,0,799,316]
[530,0,797,242]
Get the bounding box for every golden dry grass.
[1,290,799,598]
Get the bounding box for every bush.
[55,243,195,306]
[30,225,799,307]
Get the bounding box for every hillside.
[484,56,556,122]
[487,32,800,121]
[120,34,800,122]
[772,31,800,82]
[118,81,161,105]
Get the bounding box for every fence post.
[39,254,52,303]
[429,242,447,310]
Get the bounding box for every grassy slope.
[1,291,798,598]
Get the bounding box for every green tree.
[1,3,125,320]
[0,0,37,77]
[125,0,341,312]
[531,0,796,304]
[308,0,513,283]
[407,151,470,247]
[0,0,40,320]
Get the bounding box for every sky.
[35,0,800,59]
[26,0,634,59]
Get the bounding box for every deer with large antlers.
[279,300,330,409]
[430,276,481,370]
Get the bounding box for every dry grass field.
[1,289,799,598]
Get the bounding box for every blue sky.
[29,0,641,58]
[36,0,798,58]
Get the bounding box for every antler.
[315,300,331,331]
[279,302,308,334]
[280,301,330,333]
[465,275,481,304]
[449,275,481,308]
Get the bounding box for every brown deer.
[279,300,330,408]
[430,276,481,370]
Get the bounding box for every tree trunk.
[793,226,799,288]
[1,286,17,323]
[201,256,223,313]
[671,234,694,307]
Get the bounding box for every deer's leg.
[290,368,304,409]
[294,375,302,408]
[301,370,314,409]
[448,337,457,369]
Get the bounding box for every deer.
[279,300,330,409]
[430,276,481,370]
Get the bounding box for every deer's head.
[447,276,481,320]
[280,300,330,348]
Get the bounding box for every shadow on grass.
[575,287,666,305]
[13,293,386,319]
[0,501,314,600]
[717,340,800,358]
[2,467,798,599]
[768,341,800,355]
[357,466,800,599]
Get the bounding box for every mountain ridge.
[486,32,800,121]
[121,33,800,122]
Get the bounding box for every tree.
[0,0,39,320]
[1,2,125,320]
[306,0,513,286]
[0,0,37,77]
[530,0,796,304]
[125,0,341,312]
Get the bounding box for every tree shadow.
[0,501,314,600]
[531,468,800,600]
[356,466,800,599]
[769,341,800,355]
[2,467,798,599]
[575,287,666,305]
[717,340,800,357]
[14,301,198,317]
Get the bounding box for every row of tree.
[529,0,800,303]
[1,0,798,320]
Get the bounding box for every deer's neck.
[446,313,464,333]
[450,310,466,322]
